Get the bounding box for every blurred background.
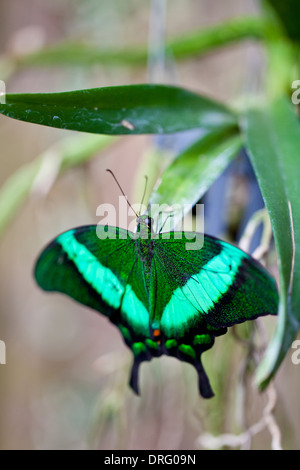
[0,0,299,450]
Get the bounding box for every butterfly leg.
[195,359,214,399]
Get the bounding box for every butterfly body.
[35,220,278,398]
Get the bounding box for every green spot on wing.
[193,334,212,345]
[165,339,177,349]
[178,344,196,360]
[145,339,159,350]
[118,324,131,342]
[132,342,147,356]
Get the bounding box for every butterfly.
[34,212,278,399]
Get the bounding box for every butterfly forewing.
[153,233,278,332]
[35,226,145,321]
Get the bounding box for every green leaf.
[0,85,237,136]
[166,16,267,60]
[148,127,242,227]
[243,97,300,389]
[14,17,266,68]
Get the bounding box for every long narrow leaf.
[243,97,300,389]
[0,85,237,135]
[148,127,242,228]
[13,17,266,68]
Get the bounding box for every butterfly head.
[136,214,155,238]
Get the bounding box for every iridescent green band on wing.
[56,231,150,337]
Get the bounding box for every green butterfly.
[34,214,278,399]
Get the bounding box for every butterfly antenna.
[159,212,174,234]
[106,169,138,218]
[139,175,148,216]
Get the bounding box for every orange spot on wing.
[153,329,161,344]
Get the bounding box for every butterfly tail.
[195,359,214,399]
[129,357,141,395]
